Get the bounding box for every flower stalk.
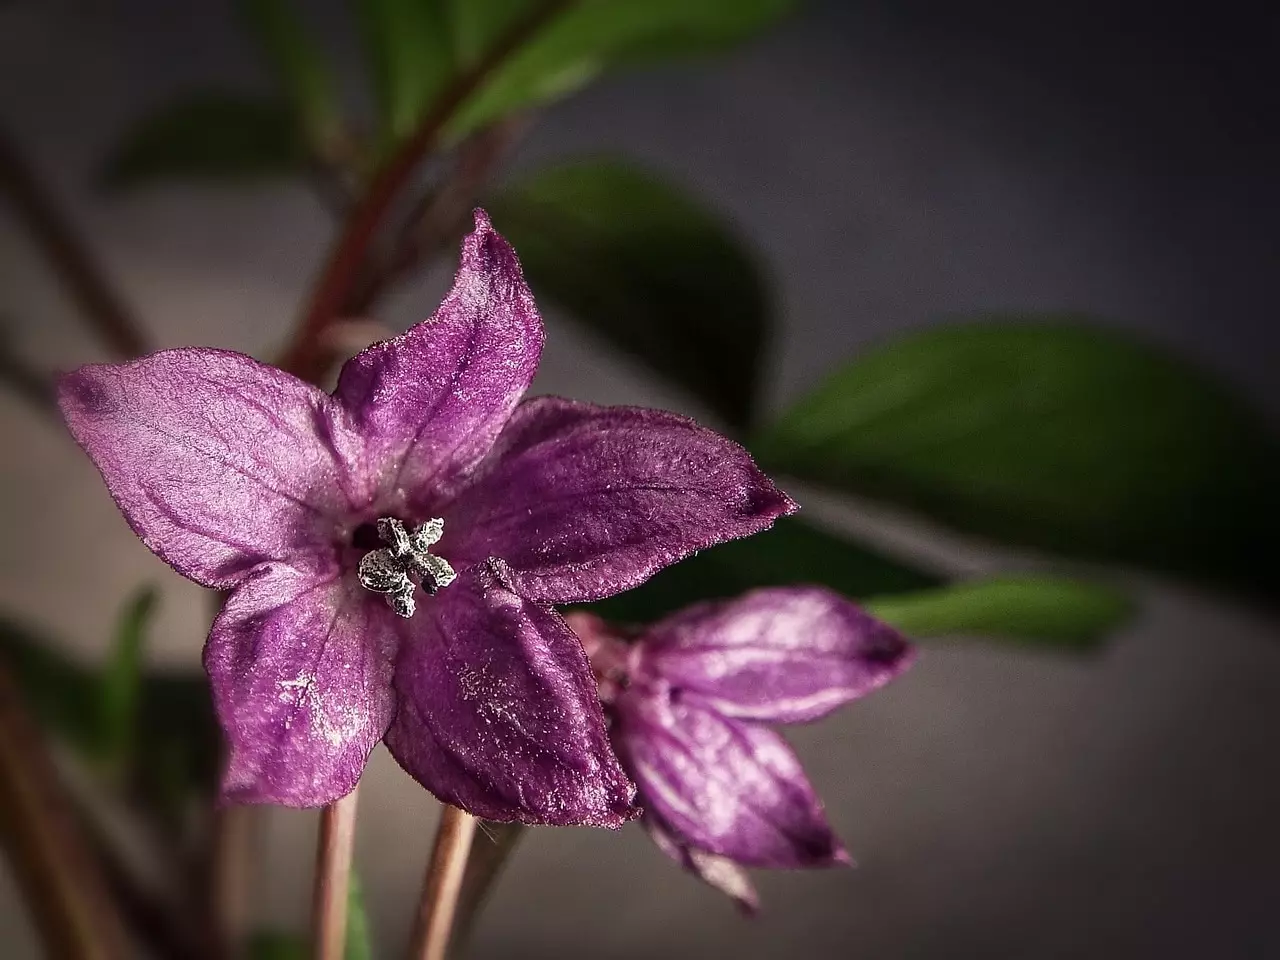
[0,661,132,960]
[277,0,570,382]
[409,805,478,960]
[311,789,360,960]
[0,127,147,359]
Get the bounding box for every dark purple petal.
[637,587,914,724]
[613,691,848,868]
[333,211,543,513]
[204,563,398,807]
[442,397,797,604]
[646,815,760,914]
[58,349,356,589]
[384,561,637,826]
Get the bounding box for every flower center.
[356,517,456,619]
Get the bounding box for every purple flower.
[570,587,913,907]
[57,211,795,825]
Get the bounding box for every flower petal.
[645,815,760,914]
[637,587,914,724]
[204,563,397,807]
[384,561,637,826]
[58,348,354,589]
[333,210,543,512]
[614,691,848,867]
[443,397,797,604]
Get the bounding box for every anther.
[357,518,456,618]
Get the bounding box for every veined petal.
[333,210,543,512]
[645,815,760,914]
[58,348,354,589]
[384,561,637,827]
[638,588,914,724]
[614,692,847,868]
[442,397,797,604]
[204,563,397,807]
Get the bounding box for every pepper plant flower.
[570,587,913,907]
[57,211,795,825]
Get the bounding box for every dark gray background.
[1,1,1278,957]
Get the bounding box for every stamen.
[357,517,456,618]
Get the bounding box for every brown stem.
[0,660,132,959]
[311,788,360,960]
[408,806,478,960]
[208,804,254,960]
[0,335,56,417]
[452,821,525,949]
[276,0,569,381]
[345,117,527,316]
[0,127,148,359]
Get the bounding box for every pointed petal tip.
[471,207,493,232]
[831,845,856,868]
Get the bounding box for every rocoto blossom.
[570,587,913,907]
[58,211,795,825]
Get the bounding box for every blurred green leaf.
[249,932,306,960]
[448,0,795,138]
[753,319,1280,597]
[0,618,98,756]
[345,872,374,960]
[0,605,218,805]
[97,588,157,766]
[353,0,454,144]
[249,872,373,960]
[490,159,768,427]
[590,515,940,624]
[865,576,1133,650]
[101,93,307,189]
[240,0,342,146]
[133,673,220,807]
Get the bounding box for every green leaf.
[133,673,220,809]
[248,871,373,960]
[101,93,307,189]
[589,515,940,624]
[753,319,1280,597]
[448,0,795,137]
[353,0,454,144]
[0,607,219,805]
[865,576,1133,650]
[240,0,342,146]
[344,872,374,960]
[97,588,158,766]
[490,159,768,427]
[248,932,307,960]
[0,618,99,757]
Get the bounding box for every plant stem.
[0,661,132,959]
[0,127,148,359]
[408,805,478,960]
[311,788,360,960]
[0,332,56,417]
[345,117,527,316]
[276,0,569,381]
[209,804,253,960]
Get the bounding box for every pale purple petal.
[59,349,356,589]
[383,561,637,826]
[613,691,848,867]
[636,587,914,724]
[204,563,397,807]
[333,210,543,513]
[645,816,760,914]
[442,397,797,604]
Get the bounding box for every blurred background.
[1,0,1278,957]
